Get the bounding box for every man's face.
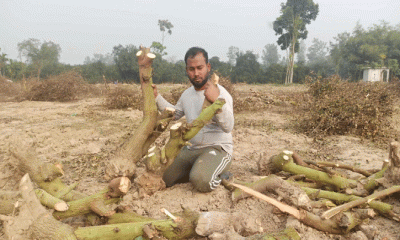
[186,53,211,90]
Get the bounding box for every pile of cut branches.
[299,75,396,140]
[249,144,400,238]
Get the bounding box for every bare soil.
[0,83,399,239]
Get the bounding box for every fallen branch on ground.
[321,185,400,220]
[230,182,370,234]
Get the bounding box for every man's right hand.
[152,84,158,98]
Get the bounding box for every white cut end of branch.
[54,202,69,212]
[21,173,29,185]
[14,200,20,209]
[54,163,64,175]
[147,53,156,59]
[147,152,155,158]
[368,209,376,218]
[165,107,176,113]
[384,159,390,163]
[148,146,156,153]
[211,73,219,85]
[161,208,179,221]
[283,150,293,155]
[119,177,131,194]
[171,122,182,130]
[136,50,143,57]
[283,155,289,161]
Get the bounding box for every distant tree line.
[0,21,399,84]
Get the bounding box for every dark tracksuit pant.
[162,145,232,192]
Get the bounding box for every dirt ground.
[0,83,399,239]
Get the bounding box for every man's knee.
[189,172,216,192]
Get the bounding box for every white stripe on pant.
[209,153,232,190]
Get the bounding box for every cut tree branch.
[321,185,400,220]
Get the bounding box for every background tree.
[158,19,174,46]
[209,56,232,77]
[150,41,167,56]
[227,46,240,66]
[17,39,61,80]
[112,44,140,82]
[330,32,351,77]
[5,59,25,80]
[150,19,174,57]
[262,44,280,68]
[84,53,114,65]
[232,50,263,83]
[296,40,307,64]
[81,53,118,83]
[265,63,286,84]
[330,21,400,80]
[152,56,186,84]
[0,48,9,77]
[307,38,327,64]
[273,0,319,84]
[307,38,333,77]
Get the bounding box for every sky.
[1,0,399,65]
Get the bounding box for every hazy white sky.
[1,0,399,65]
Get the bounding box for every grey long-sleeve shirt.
[155,84,234,155]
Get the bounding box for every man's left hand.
[204,80,220,103]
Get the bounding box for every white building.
[363,68,390,82]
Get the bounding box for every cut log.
[231,182,365,234]
[362,163,388,192]
[145,98,225,175]
[315,161,373,177]
[35,189,69,212]
[0,190,20,215]
[74,209,199,240]
[271,151,359,190]
[300,186,397,219]
[231,175,312,210]
[107,212,153,224]
[4,174,76,240]
[105,46,158,179]
[11,146,87,202]
[141,107,175,154]
[321,185,400,220]
[52,187,122,220]
[384,141,400,184]
[195,211,231,236]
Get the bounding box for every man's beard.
[189,71,210,89]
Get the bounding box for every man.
[154,47,234,192]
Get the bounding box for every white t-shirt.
[156,84,234,155]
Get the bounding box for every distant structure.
[363,67,390,82]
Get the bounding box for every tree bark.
[145,99,225,175]
[105,46,159,179]
[230,182,366,234]
[321,185,400,220]
[300,186,400,221]
[231,174,312,210]
[270,151,359,190]
[3,174,77,240]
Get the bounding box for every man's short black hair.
[184,47,208,65]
